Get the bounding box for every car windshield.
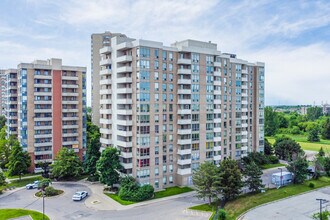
[74,193,81,196]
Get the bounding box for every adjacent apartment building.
[0,70,7,116]
[6,58,87,170]
[5,69,19,136]
[94,32,265,189]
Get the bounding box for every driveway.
[0,182,210,220]
[241,187,330,220]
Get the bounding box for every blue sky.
[1,0,330,106]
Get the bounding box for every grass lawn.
[266,135,330,152]
[154,186,194,199]
[0,176,43,191]
[261,163,286,169]
[4,172,41,179]
[0,208,50,220]
[104,193,136,205]
[105,186,194,205]
[190,176,330,220]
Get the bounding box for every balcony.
[34,74,52,80]
[100,58,112,66]
[177,148,192,155]
[177,58,191,65]
[116,140,132,148]
[34,159,52,164]
[177,139,191,145]
[122,162,133,169]
[214,90,221,95]
[62,84,78,89]
[242,93,248,97]
[100,99,112,105]
[214,118,221,123]
[100,138,112,145]
[100,128,112,135]
[100,79,112,85]
[117,42,133,51]
[117,55,132,63]
[242,69,248,74]
[178,99,191,105]
[34,134,52,139]
[117,109,132,115]
[34,126,52,130]
[242,115,248,120]
[34,150,53,156]
[100,89,112,95]
[242,123,248,128]
[100,109,112,114]
[242,77,248,82]
[214,136,221,142]
[34,83,52,88]
[62,140,79,145]
[62,124,79,129]
[178,89,191,95]
[242,85,248,89]
[214,99,221,104]
[100,69,111,75]
[177,79,191,84]
[177,168,191,175]
[241,131,248,135]
[117,66,132,73]
[214,70,221,76]
[178,69,191,75]
[214,146,221,151]
[177,158,192,165]
[62,116,79,121]
[121,151,133,158]
[177,119,191,124]
[242,108,248,112]
[241,146,248,151]
[117,88,132,94]
[213,127,221,133]
[178,128,192,135]
[177,109,191,115]
[62,100,79,105]
[62,92,78,97]
[117,130,132,137]
[241,138,248,143]
[62,75,78,81]
[34,142,52,147]
[214,108,221,114]
[117,119,132,126]
[214,81,221,86]
[213,155,221,161]
[117,77,132,84]
[242,101,248,105]
[34,92,51,96]
[214,61,221,67]
[99,118,112,124]
[100,46,112,54]
[34,117,52,122]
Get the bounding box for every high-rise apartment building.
[0,70,7,116]
[96,34,265,189]
[5,69,19,136]
[91,32,126,126]
[12,58,87,170]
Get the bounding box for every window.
[155,168,159,176]
[154,60,159,70]
[140,47,150,57]
[162,51,167,61]
[155,83,159,91]
[162,63,167,71]
[162,73,167,81]
[140,60,150,69]
[169,52,173,61]
[154,72,159,80]
[154,49,159,58]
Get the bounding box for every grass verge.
[0,208,50,220]
[190,176,330,220]
[154,186,194,199]
[104,193,136,205]
[261,163,286,169]
[0,176,43,191]
[4,172,41,180]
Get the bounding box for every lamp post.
[316,199,328,220]
[278,168,283,187]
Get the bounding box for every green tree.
[265,106,278,136]
[51,148,83,180]
[0,115,6,130]
[243,161,264,193]
[276,113,289,129]
[274,136,303,160]
[38,178,52,190]
[307,123,320,142]
[0,170,6,186]
[321,118,330,140]
[214,159,243,207]
[264,138,273,156]
[96,147,122,188]
[325,157,330,176]
[6,144,31,179]
[192,161,218,205]
[307,106,323,121]
[318,147,325,157]
[286,154,309,184]
[84,115,101,180]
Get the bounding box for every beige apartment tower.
[95,33,265,189]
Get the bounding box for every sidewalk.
[0,187,24,199]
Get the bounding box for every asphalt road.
[0,182,209,220]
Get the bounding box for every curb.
[237,185,330,220]
[0,187,24,199]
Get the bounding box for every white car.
[26,181,40,189]
[72,191,88,201]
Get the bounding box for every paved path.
[241,187,330,220]
[0,181,210,220]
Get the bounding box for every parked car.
[26,181,40,189]
[72,191,88,201]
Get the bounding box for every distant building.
[0,70,7,116]
[5,58,87,170]
[322,104,330,115]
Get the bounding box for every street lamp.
[278,168,283,187]
[316,199,328,220]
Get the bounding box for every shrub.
[217,209,227,220]
[118,176,154,202]
[0,171,6,186]
[44,186,58,196]
[242,152,269,166]
[290,126,301,135]
[309,183,315,188]
[268,155,279,164]
[312,210,330,220]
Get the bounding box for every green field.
[266,134,330,152]
[190,176,330,220]
[261,163,286,169]
[0,208,50,220]
[105,193,136,205]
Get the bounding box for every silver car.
[72,191,88,201]
[26,181,40,189]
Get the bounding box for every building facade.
[13,58,87,170]
[0,70,7,116]
[5,69,19,136]
[96,34,265,189]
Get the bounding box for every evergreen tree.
[214,159,243,207]
[51,148,83,180]
[274,136,303,160]
[318,147,325,157]
[307,125,320,142]
[321,118,330,140]
[264,138,273,156]
[306,106,323,121]
[96,147,122,188]
[6,144,31,178]
[286,154,309,184]
[243,161,264,193]
[192,161,218,205]
[0,170,6,186]
[265,106,279,136]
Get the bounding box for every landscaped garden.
[0,208,50,220]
